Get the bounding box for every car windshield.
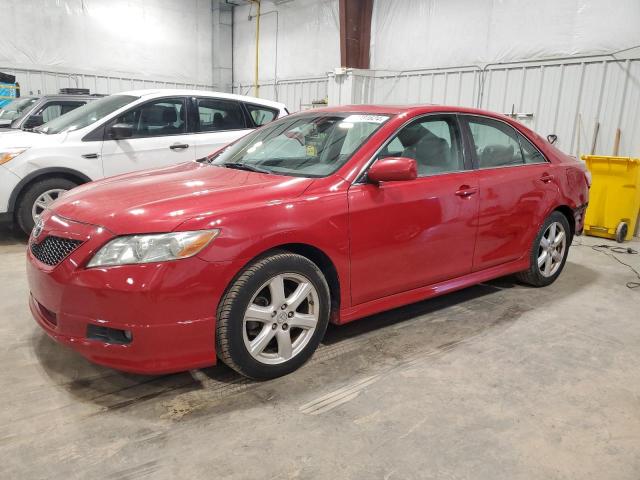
[209,112,390,177]
[0,97,38,121]
[37,94,138,135]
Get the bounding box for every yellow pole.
[253,0,261,97]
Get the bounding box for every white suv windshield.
[38,95,138,135]
[210,113,390,178]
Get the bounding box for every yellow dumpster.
[581,155,640,242]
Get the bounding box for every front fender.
[7,167,93,212]
[178,191,351,305]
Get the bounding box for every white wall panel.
[232,0,339,85]
[1,0,215,86]
[371,0,640,71]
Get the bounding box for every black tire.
[216,251,331,379]
[16,177,78,234]
[615,222,628,243]
[516,211,571,287]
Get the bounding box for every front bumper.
[26,212,238,374]
[0,164,21,215]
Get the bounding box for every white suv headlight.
[0,147,29,165]
[87,229,219,267]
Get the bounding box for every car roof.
[304,104,516,121]
[33,94,103,100]
[4,95,38,101]
[117,89,287,110]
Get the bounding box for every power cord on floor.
[572,238,640,289]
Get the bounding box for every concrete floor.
[1,223,639,480]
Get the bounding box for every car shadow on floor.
[30,260,598,418]
[0,221,27,246]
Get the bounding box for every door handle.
[169,143,189,150]
[455,185,478,197]
[540,173,554,183]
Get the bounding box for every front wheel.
[516,211,571,287]
[216,252,330,379]
[16,177,78,234]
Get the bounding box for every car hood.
[51,162,315,234]
[0,129,61,146]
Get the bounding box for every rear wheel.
[516,211,571,287]
[216,252,330,379]
[16,177,78,234]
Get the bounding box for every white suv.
[0,89,288,233]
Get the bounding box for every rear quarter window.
[245,103,279,127]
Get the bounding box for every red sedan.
[26,105,590,379]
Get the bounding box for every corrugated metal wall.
[371,67,481,108]
[0,66,215,96]
[325,53,640,157]
[352,54,640,157]
[480,57,640,157]
[233,77,328,111]
[232,54,640,157]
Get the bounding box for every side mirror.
[368,157,417,183]
[547,134,558,144]
[22,115,44,129]
[108,123,133,140]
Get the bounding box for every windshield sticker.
[306,144,317,156]
[343,114,389,124]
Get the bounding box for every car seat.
[159,107,180,135]
[480,144,517,167]
[138,105,173,136]
[400,125,451,175]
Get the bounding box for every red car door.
[461,115,559,271]
[348,114,479,306]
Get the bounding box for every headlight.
[87,229,219,267]
[0,147,29,165]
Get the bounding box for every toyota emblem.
[32,219,44,239]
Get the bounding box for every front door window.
[377,116,465,176]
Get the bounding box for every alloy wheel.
[242,273,319,365]
[31,188,67,222]
[537,221,567,277]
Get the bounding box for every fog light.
[87,324,133,345]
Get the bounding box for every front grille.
[31,236,83,266]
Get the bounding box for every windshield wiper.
[220,162,271,174]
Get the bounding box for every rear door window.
[196,98,246,132]
[466,116,526,168]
